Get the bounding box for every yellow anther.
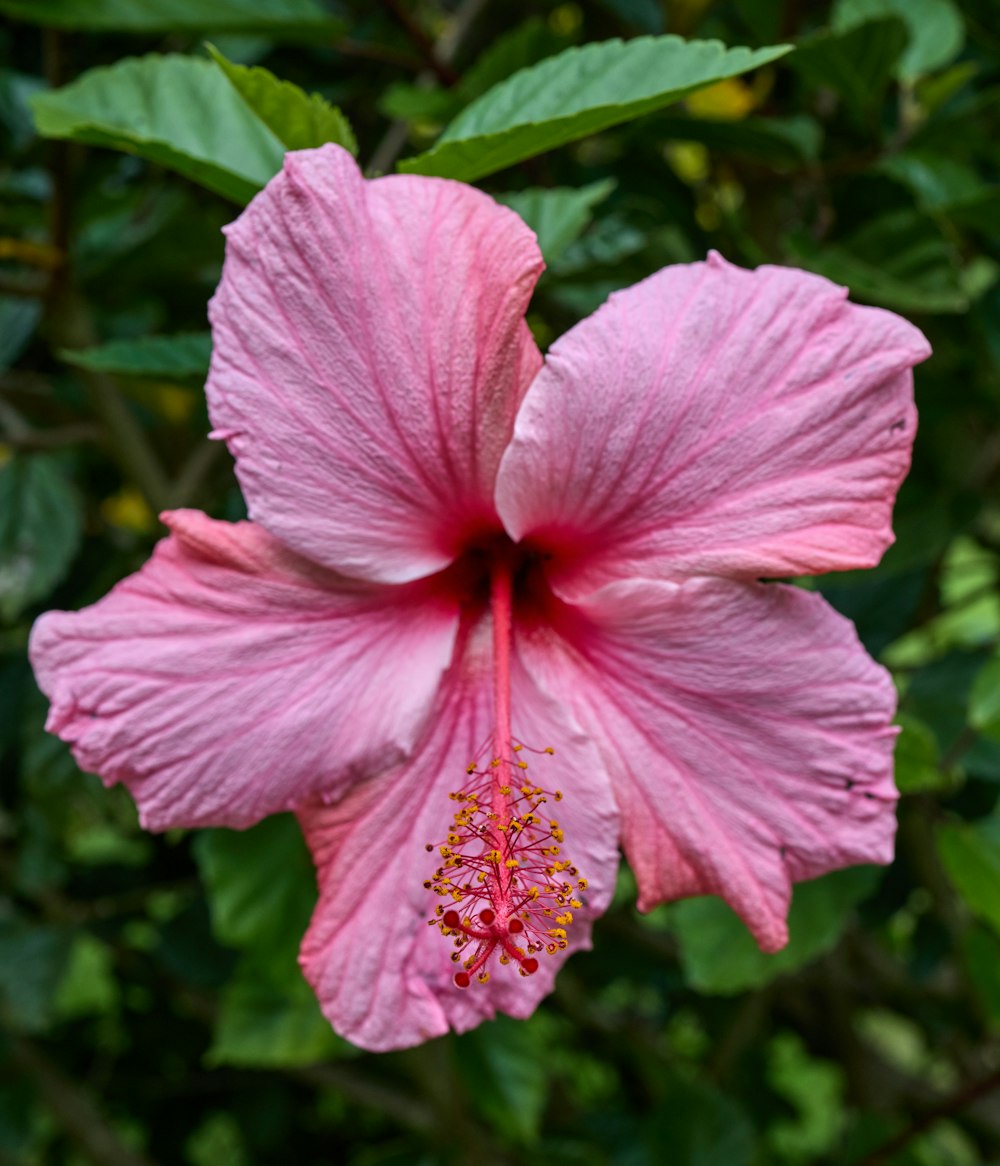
[544,747,555,755]
[556,912,573,925]
[570,899,582,909]
[577,879,588,890]
[517,760,528,769]
[505,858,520,869]
[499,784,511,796]
[513,744,523,752]
[490,758,501,768]
[554,790,563,801]
[477,971,490,984]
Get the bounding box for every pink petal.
[297,623,619,1052]
[522,578,897,952]
[208,144,544,585]
[29,510,458,831]
[497,253,930,596]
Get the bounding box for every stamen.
[425,553,585,988]
[426,747,583,987]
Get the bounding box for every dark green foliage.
[2,1,1000,1164]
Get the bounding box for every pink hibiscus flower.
[30,144,931,1052]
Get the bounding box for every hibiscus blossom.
[30,144,930,1052]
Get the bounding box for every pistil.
[425,550,586,988]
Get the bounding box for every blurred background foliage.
[2,0,1000,1163]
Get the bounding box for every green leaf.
[31,54,285,203]
[903,650,987,754]
[915,60,978,115]
[60,332,212,380]
[789,210,969,314]
[0,453,82,622]
[0,912,73,1032]
[646,1073,756,1166]
[457,1015,551,1143]
[949,192,1000,241]
[377,82,462,126]
[207,45,356,156]
[0,69,46,152]
[787,18,908,124]
[894,713,946,793]
[0,0,342,36]
[194,815,315,957]
[495,179,615,264]
[880,150,993,215]
[832,0,965,80]
[210,961,347,1068]
[196,817,343,1063]
[54,934,120,1020]
[963,924,1000,1025]
[400,36,792,182]
[971,654,1000,733]
[766,1033,846,1161]
[957,734,1000,785]
[671,867,880,994]
[0,295,42,371]
[554,212,653,274]
[937,818,1000,935]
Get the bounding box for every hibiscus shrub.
[2,1,1000,1164]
